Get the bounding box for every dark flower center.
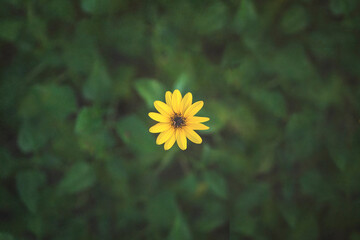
[172,114,185,128]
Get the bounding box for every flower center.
[172,114,185,128]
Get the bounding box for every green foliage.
[57,162,96,195]
[16,170,46,213]
[135,79,165,108]
[83,60,112,104]
[1,0,360,239]
[281,5,309,34]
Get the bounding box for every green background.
[1,0,360,239]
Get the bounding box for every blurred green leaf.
[0,233,14,240]
[81,0,98,13]
[203,171,227,199]
[135,79,165,108]
[231,103,258,140]
[19,84,77,121]
[75,107,103,134]
[196,200,226,233]
[280,204,299,228]
[231,211,257,236]
[327,140,348,171]
[17,121,49,153]
[285,111,320,161]
[249,89,287,118]
[0,19,22,41]
[300,171,334,202]
[81,0,122,15]
[236,183,270,213]
[58,162,96,195]
[350,233,360,240]
[281,5,308,34]
[271,44,317,81]
[0,148,14,178]
[291,214,319,240]
[194,2,227,35]
[108,16,145,56]
[233,0,257,33]
[173,73,192,93]
[329,0,358,15]
[63,33,97,73]
[47,0,75,22]
[168,213,192,240]
[146,191,178,229]
[16,170,46,213]
[204,101,230,133]
[75,107,114,156]
[116,114,158,159]
[83,60,112,104]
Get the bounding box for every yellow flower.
[148,89,210,150]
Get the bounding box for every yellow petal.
[176,129,187,150]
[148,112,170,122]
[172,89,182,114]
[165,91,172,106]
[184,101,203,118]
[187,123,209,130]
[164,134,176,150]
[149,123,171,133]
[180,92,193,114]
[186,116,210,123]
[183,127,202,144]
[156,128,174,145]
[154,101,173,117]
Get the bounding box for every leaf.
[146,191,178,229]
[81,0,121,15]
[280,203,299,228]
[173,73,192,93]
[16,170,46,213]
[75,107,103,135]
[19,84,77,121]
[168,213,192,240]
[134,79,165,108]
[0,233,14,240]
[108,16,145,56]
[249,89,287,118]
[281,5,308,34]
[300,171,334,202]
[271,44,317,81]
[196,200,226,233]
[329,0,358,15]
[63,32,97,73]
[17,121,49,153]
[231,103,258,140]
[194,2,227,35]
[0,148,14,178]
[203,171,227,199]
[75,107,113,156]
[236,183,270,213]
[81,0,97,13]
[57,162,96,195]
[0,19,22,41]
[291,214,319,240]
[116,115,158,159]
[204,101,230,133]
[83,60,112,104]
[326,124,349,171]
[233,0,258,33]
[285,111,320,161]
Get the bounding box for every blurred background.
[1,0,360,239]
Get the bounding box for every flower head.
[148,90,210,150]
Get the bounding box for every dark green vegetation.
[1,0,360,239]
